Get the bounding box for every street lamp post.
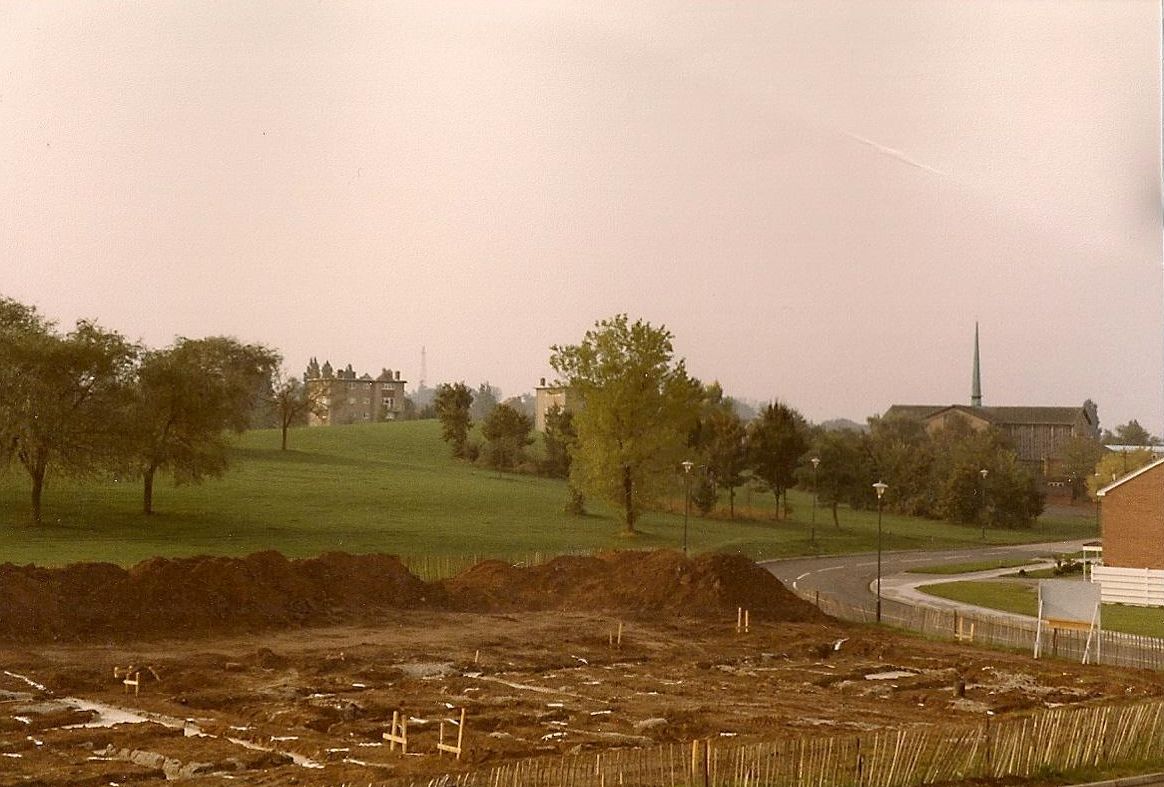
[681,460,694,555]
[873,481,888,623]
[810,457,821,547]
[979,468,989,541]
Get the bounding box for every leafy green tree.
[1103,419,1160,446]
[1059,435,1106,501]
[747,401,808,520]
[1088,448,1156,498]
[797,428,872,527]
[130,337,279,514]
[866,414,936,517]
[480,403,534,471]
[435,382,474,458]
[470,382,500,422]
[702,406,749,518]
[0,298,139,524]
[550,315,702,534]
[540,404,576,479]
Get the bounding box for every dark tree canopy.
[480,403,534,471]
[0,298,139,523]
[748,401,808,520]
[435,382,474,458]
[540,404,576,479]
[130,337,279,514]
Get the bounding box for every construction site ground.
[1,550,1162,785]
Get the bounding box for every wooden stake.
[383,710,408,754]
[438,707,466,759]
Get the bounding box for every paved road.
[762,539,1091,614]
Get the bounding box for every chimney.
[540,377,546,387]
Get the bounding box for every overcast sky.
[2,2,1160,431]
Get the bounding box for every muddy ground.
[0,551,1161,785]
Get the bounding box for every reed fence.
[378,698,1164,786]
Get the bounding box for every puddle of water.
[865,671,917,681]
[228,737,323,769]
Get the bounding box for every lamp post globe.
[979,468,989,541]
[681,460,694,555]
[810,457,821,546]
[872,481,888,623]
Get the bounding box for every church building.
[883,325,1099,479]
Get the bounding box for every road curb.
[1069,774,1164,787]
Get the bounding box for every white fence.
[1092,565,1164,606]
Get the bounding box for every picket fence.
[807,589,1164,671]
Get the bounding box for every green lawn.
[0,420,1100,567]
[922,580,1164,638]
[907,559,1037,575]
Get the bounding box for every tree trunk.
[29,462,46,525]
[831,501,840,528]
[281,421,289,451]
[143,466,156,515]
[622,467,636,533]
[729,486,736,519]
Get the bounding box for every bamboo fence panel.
[383,698,1164,787]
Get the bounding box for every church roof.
[884,404,1086,427]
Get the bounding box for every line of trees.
[0,297,281,522]
[429,314,1050,534]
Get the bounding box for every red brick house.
[1092,458,1164,606]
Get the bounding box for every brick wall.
[1102,463,1164,570]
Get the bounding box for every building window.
[348,397,356,405]
[383,396,395,410]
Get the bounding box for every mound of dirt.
[442,550,824,622]
[0,550,818,643]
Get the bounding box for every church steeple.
[971,322,983,407]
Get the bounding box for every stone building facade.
[304,358,407,426]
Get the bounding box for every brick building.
[304,358,407,425]
[1091,458,1164,605]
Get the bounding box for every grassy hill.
[0,420,1098,568]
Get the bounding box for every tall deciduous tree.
[130,337,279,514]
[1102,419,1160,446]
[271,371,324,450]
[702,406,749,518]
[797,428,873,527]
[481,403,534,471]
[1088,448,1156,498]
[1059,435,1107,501]
[470,382,500,422]
[748,401,808,520]
[435,382,474,458]
[550,315,702,534]
[0,298,139,524]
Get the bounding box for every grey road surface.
[763,539,1090,612]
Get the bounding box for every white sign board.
[1035,579,1101,663]
[1039,579,1101,626]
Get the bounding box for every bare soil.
[0,550,1160,785]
